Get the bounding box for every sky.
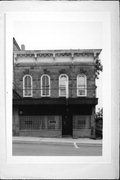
[14,21,102,50]
[13,20,103,111]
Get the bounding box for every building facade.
[13,38,102,138]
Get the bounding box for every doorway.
[62,114,72,137]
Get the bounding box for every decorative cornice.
[71,52,74,60]
[14,49,102,56]
[34,53,37,60]
[53,52,56,60]
[13,49,102,63]
[93,52,100,58]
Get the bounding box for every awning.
[13,97,98,105]
[68,98,98,105]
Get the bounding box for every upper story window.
[77,74,87,96]
[59,74,69,97]
[23,75,32,97]
[41,74,50,97]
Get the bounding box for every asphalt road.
[13,142,102,156]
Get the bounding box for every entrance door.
[62,114,72,136]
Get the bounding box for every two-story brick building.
[13,37,102,138]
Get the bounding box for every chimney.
[21,44,25,50]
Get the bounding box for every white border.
[0,1,119,179]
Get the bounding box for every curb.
[13,139,102,147]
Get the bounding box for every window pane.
[59,75,68,96]
[78,76,85,86]
[25,89,31,96]
[47,116,60,130]
[23,75,32,97]
[20,116,42,130]
[60,76,67,85]
[45,88,49,95]
[60,87,66,96]
[73,116,86,129]
[42,76,49,86]
[77,75,86,96]
[25,76,31,87]
[42,88,49,96]
[78,89,85,96]
[42,75,50,96]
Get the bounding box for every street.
[13,142,102,156]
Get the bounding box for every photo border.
[0,1,119,179]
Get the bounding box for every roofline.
[14,49,102,55]
[13,37,21,51]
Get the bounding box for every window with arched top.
[77,74,87,96]
[23,75,32,97]
[59,74,69,97]
[41,74,50,97]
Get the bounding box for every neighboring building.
[13,38,102,138]
[95,117,103,139]
[95,108,103,139]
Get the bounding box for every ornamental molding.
[13,49,102,62]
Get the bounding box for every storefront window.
[20,116,42,130]
[20,115,61,130]
[73,115,87,129]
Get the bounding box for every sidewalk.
[13,136,102,146]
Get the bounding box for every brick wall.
[14,62,96,98]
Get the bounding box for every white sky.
[14,21,102,50]
[13,20,103,111]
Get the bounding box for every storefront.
[13,97,97,138]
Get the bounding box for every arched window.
[23,75,32,97]
[41,74,50,96]
[77,74,87,96]
[59,74,69,97]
